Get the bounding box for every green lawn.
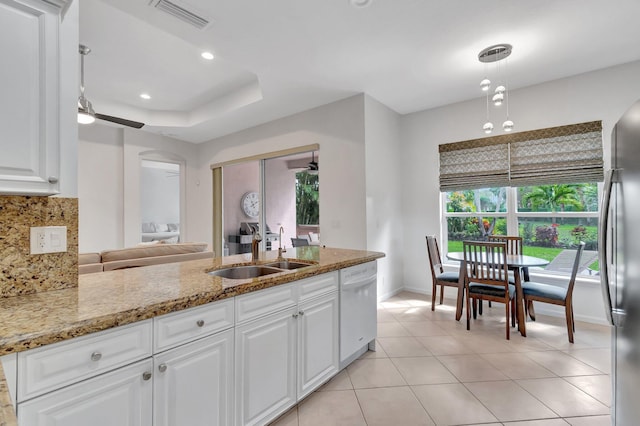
[447,240,598,271]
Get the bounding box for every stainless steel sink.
[208,265,283,279]
[264,260,315,270]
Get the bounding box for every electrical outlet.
[30,226,67,254]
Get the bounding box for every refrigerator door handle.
[599,168,618,326]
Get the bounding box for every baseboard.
[529,304,610,326]
[378,286,404,302]
[400,286,429,296]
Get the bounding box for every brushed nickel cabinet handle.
[196,319,205,327]
[142,372,152,381]
[90,352,102,362]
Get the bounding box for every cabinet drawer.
[235,282,296,324]
[298,271,338,302]
[154,299,234,353]
[17,320,152,401]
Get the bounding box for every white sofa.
[79,242,212,274]
[141,222,180,242]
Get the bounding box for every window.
[439,121,603,278]
[443,183,599,276]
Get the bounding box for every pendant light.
[478,44,514,134]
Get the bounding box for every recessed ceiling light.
[201,51,214,60]
[140,93,151,100]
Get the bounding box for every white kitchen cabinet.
[234,272,339,426]
[0,0,65,195]
[235,307,297,426]
[153,329,234,426]
[297,290,339,400]
[17,359,153,426]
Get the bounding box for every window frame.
[441,184,601,280]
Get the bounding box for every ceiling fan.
[307,151,319,174]
[77,44,145,129]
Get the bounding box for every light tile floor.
[270,291,611,426]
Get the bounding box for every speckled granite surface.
[0,362,16,426]
[0,246,383,425]
[0,196,78,298]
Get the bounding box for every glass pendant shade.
[492,93,504,106]
[480,78,491,91]
[503,120,514,132]
[483,121,494,134]
[495,85,506,94]
[77,111,95,124]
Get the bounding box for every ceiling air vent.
[151,0,210,29]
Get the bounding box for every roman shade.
[439,121,603,191]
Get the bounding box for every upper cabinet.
[0,0,70,195]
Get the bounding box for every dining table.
[446,251,549,337]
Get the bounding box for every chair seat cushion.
[436,271,460,283]
[469,283,516,298]
[522,281,567,301]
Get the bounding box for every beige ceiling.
[79,0,640,143]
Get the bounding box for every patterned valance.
[439,121,603,191]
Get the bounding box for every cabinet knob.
[299,311,304,316]
[196,319,205,327]
[142,372,152,381]
[292,313,299,318]
[158,363,167,373]
[90,352,102,362]
[48,176,58,184]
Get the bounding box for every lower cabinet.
[8,267,369,426]
[235,307,297,426]
[18,359,153,426]
[153,329,234,426]
[234,281,339,426]
[297,291,339,400]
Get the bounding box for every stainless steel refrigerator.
[600,99,640,425]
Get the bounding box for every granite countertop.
[0,246,384,425]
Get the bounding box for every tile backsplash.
[0,196,78,297]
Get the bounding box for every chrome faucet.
[251,226,262,263]
[277,226,286,260]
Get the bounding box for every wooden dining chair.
[462,241,516,339]
[426,235,461,311]
[522,242,585,343]
[488,235,528,280]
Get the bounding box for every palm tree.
[522,184,582,223]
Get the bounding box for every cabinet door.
[0,0,60,195]
[235,308,297,426]
[154,330,233,426]
[17,359,153,426]
[297,292,339,400]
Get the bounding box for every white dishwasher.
[339,261,377,368]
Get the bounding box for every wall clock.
[241,191,259,218]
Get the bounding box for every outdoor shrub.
[535,225,559,247]
[571,225,588,242]
[521,222,535,245]
[494,218,507,235]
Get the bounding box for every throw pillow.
[154,223,169,232]
[141,222,155,233]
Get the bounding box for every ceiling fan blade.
[95,113,145,129]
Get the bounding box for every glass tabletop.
[446,252,549,268]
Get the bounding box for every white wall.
[78,124,200,252]
[223,161,259,240]
[140,165,180,224]
[364,95,404,301]
[264,157,297,246]
[58,1,79,197]
[78,125,124,252]
[195,95,367,251]
[400,60,640,323]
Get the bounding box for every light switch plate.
[30,226,67,254]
